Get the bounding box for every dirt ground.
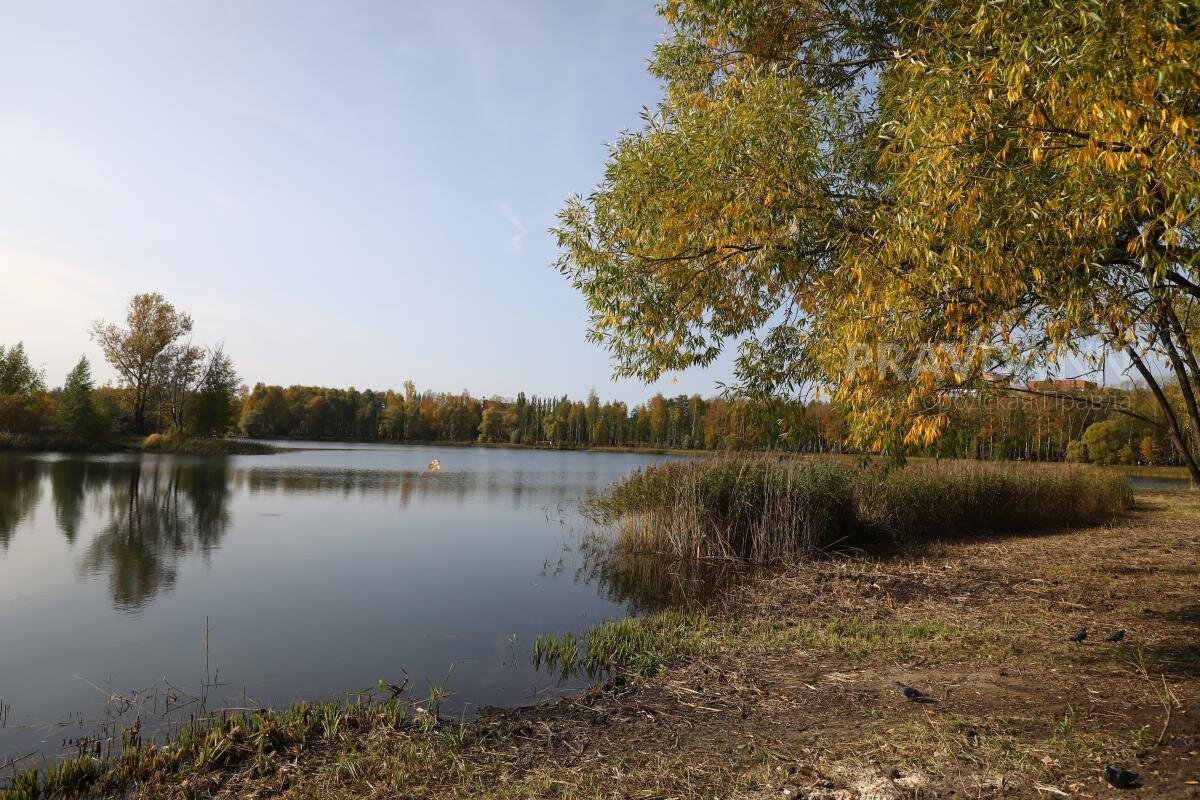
[467,490,1200,799]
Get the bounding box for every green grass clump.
[533,611,716,679]
[591,457,1133,562]
[532,612,967,681]
[750,617,959,660]
[0,696,425,799]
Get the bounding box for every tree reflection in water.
[0,457,42,550]
[7,455,721,613]
[49,459,121,544]
[231,467,581,511]
[79,460,231,611]
[576,532,751,614]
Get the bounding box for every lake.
[1124,475,1195,491]
[0,443,688,763]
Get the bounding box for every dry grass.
[591,456,1133,562]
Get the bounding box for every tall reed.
[588,457,1133,563]
[590,459,857,562]
[854,460,1133,538]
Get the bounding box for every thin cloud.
[498,201,527,254]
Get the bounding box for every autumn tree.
[478,402,505,442]
[161,342,206,433]
[1081,420,1135,467]
[555,0,1200,481]
[92,293,194,433]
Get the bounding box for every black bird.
[1103,764,1139,789]
[1106,629,1126,643]
[1070,627,1087,643]
[894,681,927,701]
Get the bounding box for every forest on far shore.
[0,292,1190,467]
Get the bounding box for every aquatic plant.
[589,457,1133,562]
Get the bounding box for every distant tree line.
[0,292,1190,465]
[0,293,240,447]
[235,378,1191,465]
[237,383,838,451]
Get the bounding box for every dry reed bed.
[589,457,1134,562]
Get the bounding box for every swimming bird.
[1105,629,1126,643]
[1070,627,1087,643]
[894,681,927,701]
[1103,764,1138,789]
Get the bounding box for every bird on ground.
[894,681,927,701]
[1070,627,1087,643]
[1106,629,1126,642]
[1103,764,1139,789]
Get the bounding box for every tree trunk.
[1126,345,1200,485]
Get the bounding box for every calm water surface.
[1125,475,1194,491]
[0,443,687,762]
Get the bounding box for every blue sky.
[0,0,736,402]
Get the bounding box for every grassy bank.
[0,433,280,456]
[0,693,467,800]
[0,433,124,453]
[138,434,280,456]
[4,491,1196,799]
[589,457,1133,562]
[1114,463,1195,481]
[241,434,709,456]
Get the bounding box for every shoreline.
[0,434,281,457]
[246,435,719,457]
[5,432,1196,483]
[4,489,1196,798]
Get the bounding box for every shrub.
[1080,420,1128,466]
[141,433,170,450]
[1065,440,1089,464]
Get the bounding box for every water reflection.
[234,466,448,503]
[0,447,724,763]
[49,459,121,544]
[2,454,738,614]
[0,458,41,550]
[577,535,749,614]
[231,466,580,510]
[80,461,230,611]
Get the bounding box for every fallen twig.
[0,751,36,772]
